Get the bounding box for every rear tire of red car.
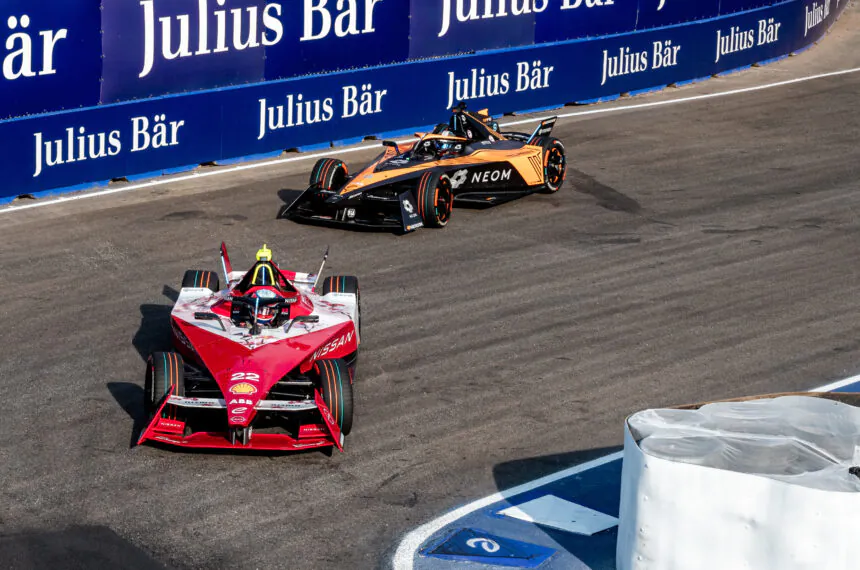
[416,171,453,228]
[534,137,567,193]
[144,352,185,414]
[309,158,349,192]
[181,270,220,292]
[316,358,354,436]
[321,276,361,335]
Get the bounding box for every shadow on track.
[568,168,641,214]
[0,525,168,570]
[493,445,622,490]
[132,304,172,361]
[492,445,623,570]
[125,292,178,446]
[132,300,175,362]
[107,382,148,448]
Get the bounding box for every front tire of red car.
[322,275,360,336]
[316,358,354,436]
[416,171,453,228]
[144,352,185,414]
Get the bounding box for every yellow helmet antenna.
[256,244,272,262]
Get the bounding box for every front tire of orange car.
[309,158,349,192]
[416,171,454,228]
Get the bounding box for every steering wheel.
[413,139,438,160]
[231,295,295,329]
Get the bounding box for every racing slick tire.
[309,158,349,192]
[533,136,567,193]
[315,358,354,436]
[181,270,220,292]
[144,351,185,414]
[416,171,454,228]
[321,276,360,334]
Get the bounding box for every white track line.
[391,373,860,569]
[2,65,860,217]
[810,373,860,392]
[500,65,860,128]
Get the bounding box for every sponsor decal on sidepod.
[312,331,354,361]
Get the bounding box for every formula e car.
[138,243,360,452]
[279,104,567,232]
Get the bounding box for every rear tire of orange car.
[144,351,185,415]
[181,270,220,292]
[309,158,349,192]
[416,171,454,228]
[538,137,567,193]
[316,358,354,436]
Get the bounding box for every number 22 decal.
[231,372,260,382]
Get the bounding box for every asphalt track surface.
[2,7,860,569]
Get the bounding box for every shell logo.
[230,383,257,395]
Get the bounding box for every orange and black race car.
[279,105,567,232]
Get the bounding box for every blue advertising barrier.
[265,0,410,84]
[410,0,540,58]
[635,0,721,31]
[536,0,639,44]
[101,0,267,104]
[100,0,412,103]
[0,0,847,200]
[2,0,848,113]
[0,0,101,119]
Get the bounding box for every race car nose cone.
[226,380,262,426]
[227,403,254,427]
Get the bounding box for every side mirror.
[382,140,400,155]
[193,312,226,331]
[283,315,321,335]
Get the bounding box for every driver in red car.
[245,244,286,326]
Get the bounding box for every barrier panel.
[0,0,848,200]
[0,0,101,119]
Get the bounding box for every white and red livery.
[138,243,360,452]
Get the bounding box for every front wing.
[280,187,423,232]
[137,388,345,452]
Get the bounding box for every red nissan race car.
[138,243,360,453]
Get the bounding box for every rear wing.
[527,117,558,144]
